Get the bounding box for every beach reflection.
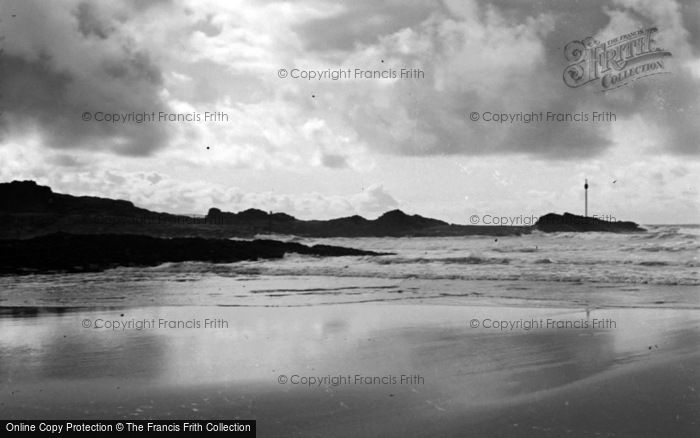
[1,304,698,417]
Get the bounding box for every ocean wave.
[37,229,696,289]
[637,261,671,266]
[252,233,306,242]
[638,226,700,240]
[641,245,699,252]
[492,247,539,253]
[373,256,511,265]
[520,258,690,267]
[137,261,700,286]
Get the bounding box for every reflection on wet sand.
[1,304,699,436]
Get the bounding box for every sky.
[0,0,698,224]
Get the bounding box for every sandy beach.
[1,303,698,437]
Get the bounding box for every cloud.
[0,1,172,156]
[2,0,697,165]
[3,156,400,219]
[293,0,436,52]
[590,0,700,155]
[353,184,400,215]
[47,154,87,168]
[276,0,699,160]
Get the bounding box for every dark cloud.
[320,153,348,168]
[295,0,438,52]
[679,1,700,55]
[75,2,112,39]
[1,54,170,156]
[102,50,163,84]
[123,0,173,13]
[48,154,86,168]
[0,1,172,156]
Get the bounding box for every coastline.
[1,181,644,240]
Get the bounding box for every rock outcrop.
[0,233,386,275]
[534,212,645,233]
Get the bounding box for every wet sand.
[1,304,698,437]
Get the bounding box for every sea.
[1,225,699,426]
[1,225,698,310]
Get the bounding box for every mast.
[584,179,589,217]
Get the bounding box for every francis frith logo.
[563,27,672,91]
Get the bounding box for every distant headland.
[0,180,645,240]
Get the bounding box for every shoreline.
[2,274,697,310]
